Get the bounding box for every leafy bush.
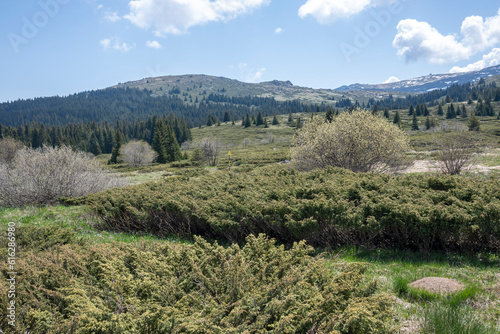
[0,234,393,333]
[78,166,500,253]
[292,110,410,173]
[0,145,126,207]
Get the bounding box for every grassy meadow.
[1,108,500,332]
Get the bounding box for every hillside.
[336,65,500,93]
[112,74,406,104]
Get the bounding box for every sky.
[1,0,500,102]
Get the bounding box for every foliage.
[119,140,158,166]
[292,110,410,173]
[0,232,393,333]
[0,145,126,207]
[77,166,500,253]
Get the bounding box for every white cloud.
[238,63,266,82]
[298,0,396,23]
[100,38,135,53]
[97,4,103,10]
[274,27,283,34]
[125,0,269,35]
[383,76,400,83]
[104,11,121,22]
[146,40,162,49]
[393,9,500,64]
[450,48,500,73]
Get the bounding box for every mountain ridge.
[336,65,500,93]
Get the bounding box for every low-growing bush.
[0,145,126,207]
[0,234,393,333]
[80,166,500,253]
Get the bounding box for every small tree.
[292,109,410,173]
[119,140,158,167]
[0,137,24,165]
[434,128,481,175]
[468,116,480,131]
[200,137,222,166]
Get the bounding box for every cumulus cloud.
[125,0,269,35]
[383,76,400,83]
[146,40,162,49]
[449,48,500,73]
[298,0,396,23]
[100,38,135,53]
[274,27,283,34]
[393,9,500,64]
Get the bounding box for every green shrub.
[0,234,393,333]
[80,166,500,252]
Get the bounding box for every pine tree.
[393,110,401,126]
[325,108,334,122]
[164,124,182,162]
[264,118,269,128]
[223,111,230,123]
[461,104,468,118]
[152,120,169,163]
[438,104,444,116]
[423,104,430,117]
[383,108,390,119]
[108,129,123,164]
[411,113,419,131]
[244,114,251,128]
[296,117,302,129]
[425,116,432,130]
[446,104,456,119]
[408,104,415,116]
[372,104,378,115]
[288,113,293,123]
[272,115,279,125]
[256,112,264,126]
[88,133,102,156]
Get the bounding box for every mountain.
[336,65,500,93]
[112,74,405,105]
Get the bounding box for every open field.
[1,110,499,332]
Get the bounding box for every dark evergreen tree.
[383,108,390,119]
[393,110,401,125]
[244,114,251,128]
[446,104,456,119]
[325,108,334,122]
[272,115,279,125]
[223,111,230,123]
[437,104,444,116]
[411,113,419,131]
[88,132,102,156]
[256,112,264,126]
[408,104,415,116]
[108,129,123,164]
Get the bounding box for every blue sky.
[1,0,500,102]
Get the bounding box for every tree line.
[0,113,191,160]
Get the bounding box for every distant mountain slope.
[112,74,406,104]
[336,65,500,93]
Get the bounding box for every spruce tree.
[244,114,251,128]
[437,104,444,116]
[272,115,279,125]
[164,124,182,162]
[325,108,334,122]
[153,120,169,163]
[108,129,123,164]
[372,104,378,115]
[461,104,468,118]
[256,112,264,126]
[223,111,230,123]
[408,104,415,116]
[393,110,401,126]
[288,113,293,123]
[88,133,102,156]
[383,108,390,119]
[411,113,419,131]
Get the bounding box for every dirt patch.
[408,277,464,295]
